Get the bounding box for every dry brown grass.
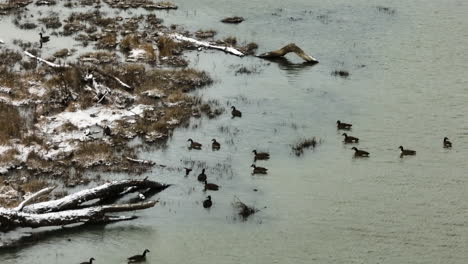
[120,34,140,53]
[45,67,83,93]
[58,121,79,132]
[0,148,19,164]
[157,36,178,57]
[80,51,117,64]
[140,43,156,61]
[75,142,112,157]
[0,104,25,144]
[22,133,44,146]
[96,34,117,49]
[224,36,237,46]
[22,179,48,193]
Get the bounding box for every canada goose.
[197,169,207,182]
[39,33,49,48]
[443,137,452,148]
[80,258,95,264]
[187,138,202,149]
[351,147,369,157]
[128,249,150,263]
[337,120,352,130]
[251,164,268,174]
[399,146,416,156]
[204,180,219,191]
[252,150,270,160]
[203,195,212,208]
[342,133,359,143]
[211,139,221,150]
[231,106,242,118]
[184,167,192,177]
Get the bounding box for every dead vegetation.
[291,137,322,156]
[332,70,349,78]
[377,6,396,15]
[195,29,217,39]
[0,104,25,144]
[232,197,261,220]
[38,14,62,29]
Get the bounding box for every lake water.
[2,0,468,263]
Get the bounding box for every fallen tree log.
[0,201,156,231]
[164,33,245,57]
[23,179,168,214]
[257,43,318,63]
[0,179,169,232]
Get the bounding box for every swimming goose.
[443,137,452,148]
[184,167,192,177]
[211,139,221,150]
[187,138,202,149]
[80,258,95,264]
[342,133,359,143]
[204,180,219,191]
[351,147,369,157]
[252,150,270,160]
[399,146,416,156]
[337,120,352,130]
[251,164,268,174]
[128,249,150,263]
[203,195,212,208]
[231,106,242,118]
[39,33,50,48]
[197,169,207,182]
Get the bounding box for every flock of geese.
[337,120,453,157]
[183,106,271,209]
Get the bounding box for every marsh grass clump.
[58,121,79,132]
[291,137,321,156]
[0,104,25,144]
[0,148,20,164]
[195,29,216,39]
[79,51,118,64]
[38,15,62,29]
[239,42,258,55]
[377,6,396,15]
[96,34,117,49]
[157,36,179,57]
[53,49,70,58]
[223,36,237,46]
[232,197,260,220]
[21,178,48,193]
[0,49,22,67]
[120,34,140,53]
[331,70,349,78]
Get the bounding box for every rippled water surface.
[2,0,468,263]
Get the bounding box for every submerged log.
[257,43,318,63]
[0,179,169,232]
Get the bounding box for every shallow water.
[2,0,468,263]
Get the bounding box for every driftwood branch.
[165,33,245,57]
[258,43,318,63]
[126,157,155,165]
[14,186,56,212]
[24,51,70,68]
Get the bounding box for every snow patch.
[127,49,147,62]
